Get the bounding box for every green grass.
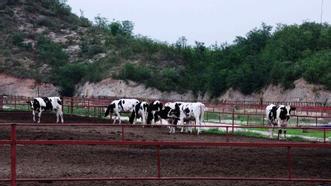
[3,104,30,111]
[204,128,308,142]
[246,127,331,138]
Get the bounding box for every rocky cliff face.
[75,77,203,101]
[75,77,331,103]
[219,79,330,103]
[0,73,58,97]
[1,73,330,103]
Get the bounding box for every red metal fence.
[0,124,331,186]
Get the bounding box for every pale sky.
[67,0,331,46]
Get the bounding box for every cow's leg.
[142,112,146,125]
[59,110,64,123]
[168,119,172,134]
[37,110,42,123]
[56,111,59,123]
[113,112,119,124]
[118,113,121,125]
[278,129,282,140]
[180,119,185,133]
[196,118,200,135]
[269,126,274,138]
[32,110,36,123]
[187,121,193,134]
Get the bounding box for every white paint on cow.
[27,97,64,123]
[104,98,139,124]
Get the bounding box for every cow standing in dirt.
[27,97,64,123]
[104,99,139,124]
[266,104,296,139]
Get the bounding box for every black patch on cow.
[134,102,142,119]
[268,106,278,125]
[183,107,190,117]
[32,99,40,111]
[42,97,53,111]
[118,101,124,111]
[57,99,62,105]
[279,107,288,120]
[104,103,115,117]
[157,106,171,120]
[147,102,163,124]
[169,104,181,118]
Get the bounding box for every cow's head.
[27,99,40,111]
[279,105,294,121]
[26,100,33,110]
[104,103,115,117]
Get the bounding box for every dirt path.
[0,111,330,186]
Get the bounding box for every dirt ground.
[0,111,331,186]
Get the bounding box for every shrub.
[36,36,68,67]
[12,32,24,46]
[54,63,88,96]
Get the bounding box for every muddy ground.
[0,111,330,186]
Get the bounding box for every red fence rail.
[2,95,331,111]
[1,124,331,185]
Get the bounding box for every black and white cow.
[146,102,182,133]
[266,104,296,139]
[27,97,64,123]
[147,100,163,125]
[129,101,149,125]
[169,102,206,134]
[104,98,139,124]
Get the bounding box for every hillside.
[0,0,330,102]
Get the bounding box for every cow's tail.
[104,104,114,117]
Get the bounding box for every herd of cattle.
[26,97,295,138]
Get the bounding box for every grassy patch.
[204,128,266,139]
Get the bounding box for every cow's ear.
[290,106,296,111]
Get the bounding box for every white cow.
[104,98,139,124]
[27,97,64,123]
[266,104,296,139]
[169,102,205,134]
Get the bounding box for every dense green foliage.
[114,23,331,97]
[1,0,331,97]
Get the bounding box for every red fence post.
[324,128,326,143]
[232,109,234,134]
[14,96,16,110]
[219,112,221,123]
[226,126,229,142]
[315,117,318,127]
[0,95,3,111]
[70,97,73,115]
[11,124,17,186]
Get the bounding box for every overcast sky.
[67,0,330,46]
